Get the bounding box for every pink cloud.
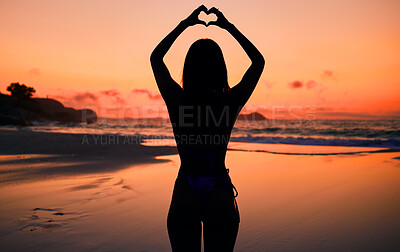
[113,96,126,105]
[262,80,274,89]
[288,80,303,89]
[73,92,98,103]
[321,70,337,80]
[100,89,126,105]
[131,88,162,100]
[101,89,120,96]
[306,80,317,89]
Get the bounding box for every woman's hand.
[182,5,208,27]
[207,7,232,29]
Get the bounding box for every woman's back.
[167,92,242,176]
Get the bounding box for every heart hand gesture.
[182,6,232,29]
[206,7,232,29]
[183,5,208,27]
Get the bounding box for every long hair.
[182,39,229,97]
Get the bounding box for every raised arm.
[208,7,265,106]
[150,5,207,103]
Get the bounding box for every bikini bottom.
[185,171,237,200]
[170,169,240,223]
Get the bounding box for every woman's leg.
[203,180,240,252]
[167,176,202,252]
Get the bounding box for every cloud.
[288,80,324,92]
[101,89,120,96]
[288,80,303,89]
[28,68,41,76]
[100,89,126,105]
[73,92,98,103]
[114,97,126,105]
[131,88,162,100]
[262,80,274,89]
[306,80,317,89]
[321,70,337,80]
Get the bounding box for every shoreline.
[0,129,177,186]
[1,128,399,187]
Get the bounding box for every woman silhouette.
[151,5,265,252]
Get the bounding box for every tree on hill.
[6,82,36,99]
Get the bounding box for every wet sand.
[0,130,400,251]
[0,129,177,186]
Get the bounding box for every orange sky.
[1,0,399,119]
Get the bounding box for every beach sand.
[0,129,399,251]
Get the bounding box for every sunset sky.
[1,0,399,119]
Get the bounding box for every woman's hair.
[182,39,229,96]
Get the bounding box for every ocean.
[3,118,399,148]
